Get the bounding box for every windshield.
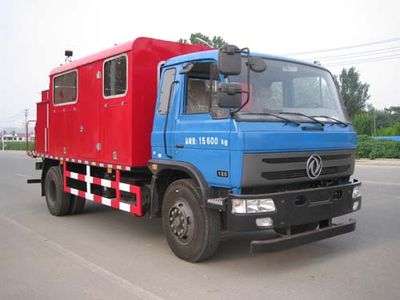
[229,58,349,123]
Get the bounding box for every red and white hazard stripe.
[63,163,142,216]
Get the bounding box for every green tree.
[179,32,227,48]
[371,105,400,134]
[385,106,400,114]
[377,122,400,136]
[352,112,374,135]
[354,104,400,136]
[335,67,370,118]
[375,109,392,129]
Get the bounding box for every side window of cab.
[158,68,176,115]
[184,62,228,119]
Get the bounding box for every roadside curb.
[356,159,400,167]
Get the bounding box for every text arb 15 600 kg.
[28,37,361,262]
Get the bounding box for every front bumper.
[250,219,356,253]
[225,180,361,232]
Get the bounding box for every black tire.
[162,179,221,262]
[68,195,86,214]
[274,222,319,235]
[44,166,71,216]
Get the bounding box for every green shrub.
[356,136,400,159]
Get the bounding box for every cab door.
[172,62,231,188]
[151,67,178,161]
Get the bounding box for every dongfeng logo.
[306,154,323,179]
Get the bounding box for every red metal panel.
[48,74,72,157]
[35,101,48,153]
[44,37,210,167]
[48,62,99,160]
[50,103,79,158]
[41,90,49,102]
[76,61,102,161]
[100,52,132,166]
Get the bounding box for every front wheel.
[162,179,221,262]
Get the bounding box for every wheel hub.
[168,202,194,244]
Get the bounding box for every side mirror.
[218,83,242,109]
[218,45,241,76]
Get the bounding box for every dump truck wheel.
[162,179,221,262]
[44,166,70,216]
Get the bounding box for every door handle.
[176,144,184,149]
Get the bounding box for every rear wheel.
[68,195,86,214]
[162,179,221,262]
[44,166,70,216]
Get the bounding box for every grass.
[0,141,34,151]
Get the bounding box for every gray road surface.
[0,151,399,300]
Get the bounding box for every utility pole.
[1,128,4,151]
[24,109,29,125]
[24,109,29,145]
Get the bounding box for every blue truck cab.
[150,45,361,262]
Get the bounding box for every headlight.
[247,199,276,213]
[231,198,276,214]
[352,186,361,199]
[231,199,247,214]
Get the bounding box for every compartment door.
[99,54,131,166]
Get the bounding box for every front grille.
[262,165,350,180]
[321,165,350,175]
[262,154,351,164]
[241,150,355,187]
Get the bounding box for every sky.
[0,0,399,128]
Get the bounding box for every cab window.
[158,68,176,115]
[185,62,228,119]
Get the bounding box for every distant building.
[0,131,35,142]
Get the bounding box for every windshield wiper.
[239,112,301,126]
[310,115,349,127]
[278,112,325,126]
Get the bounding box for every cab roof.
[163,49,326,71]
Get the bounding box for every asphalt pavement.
[1,151,399,300]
